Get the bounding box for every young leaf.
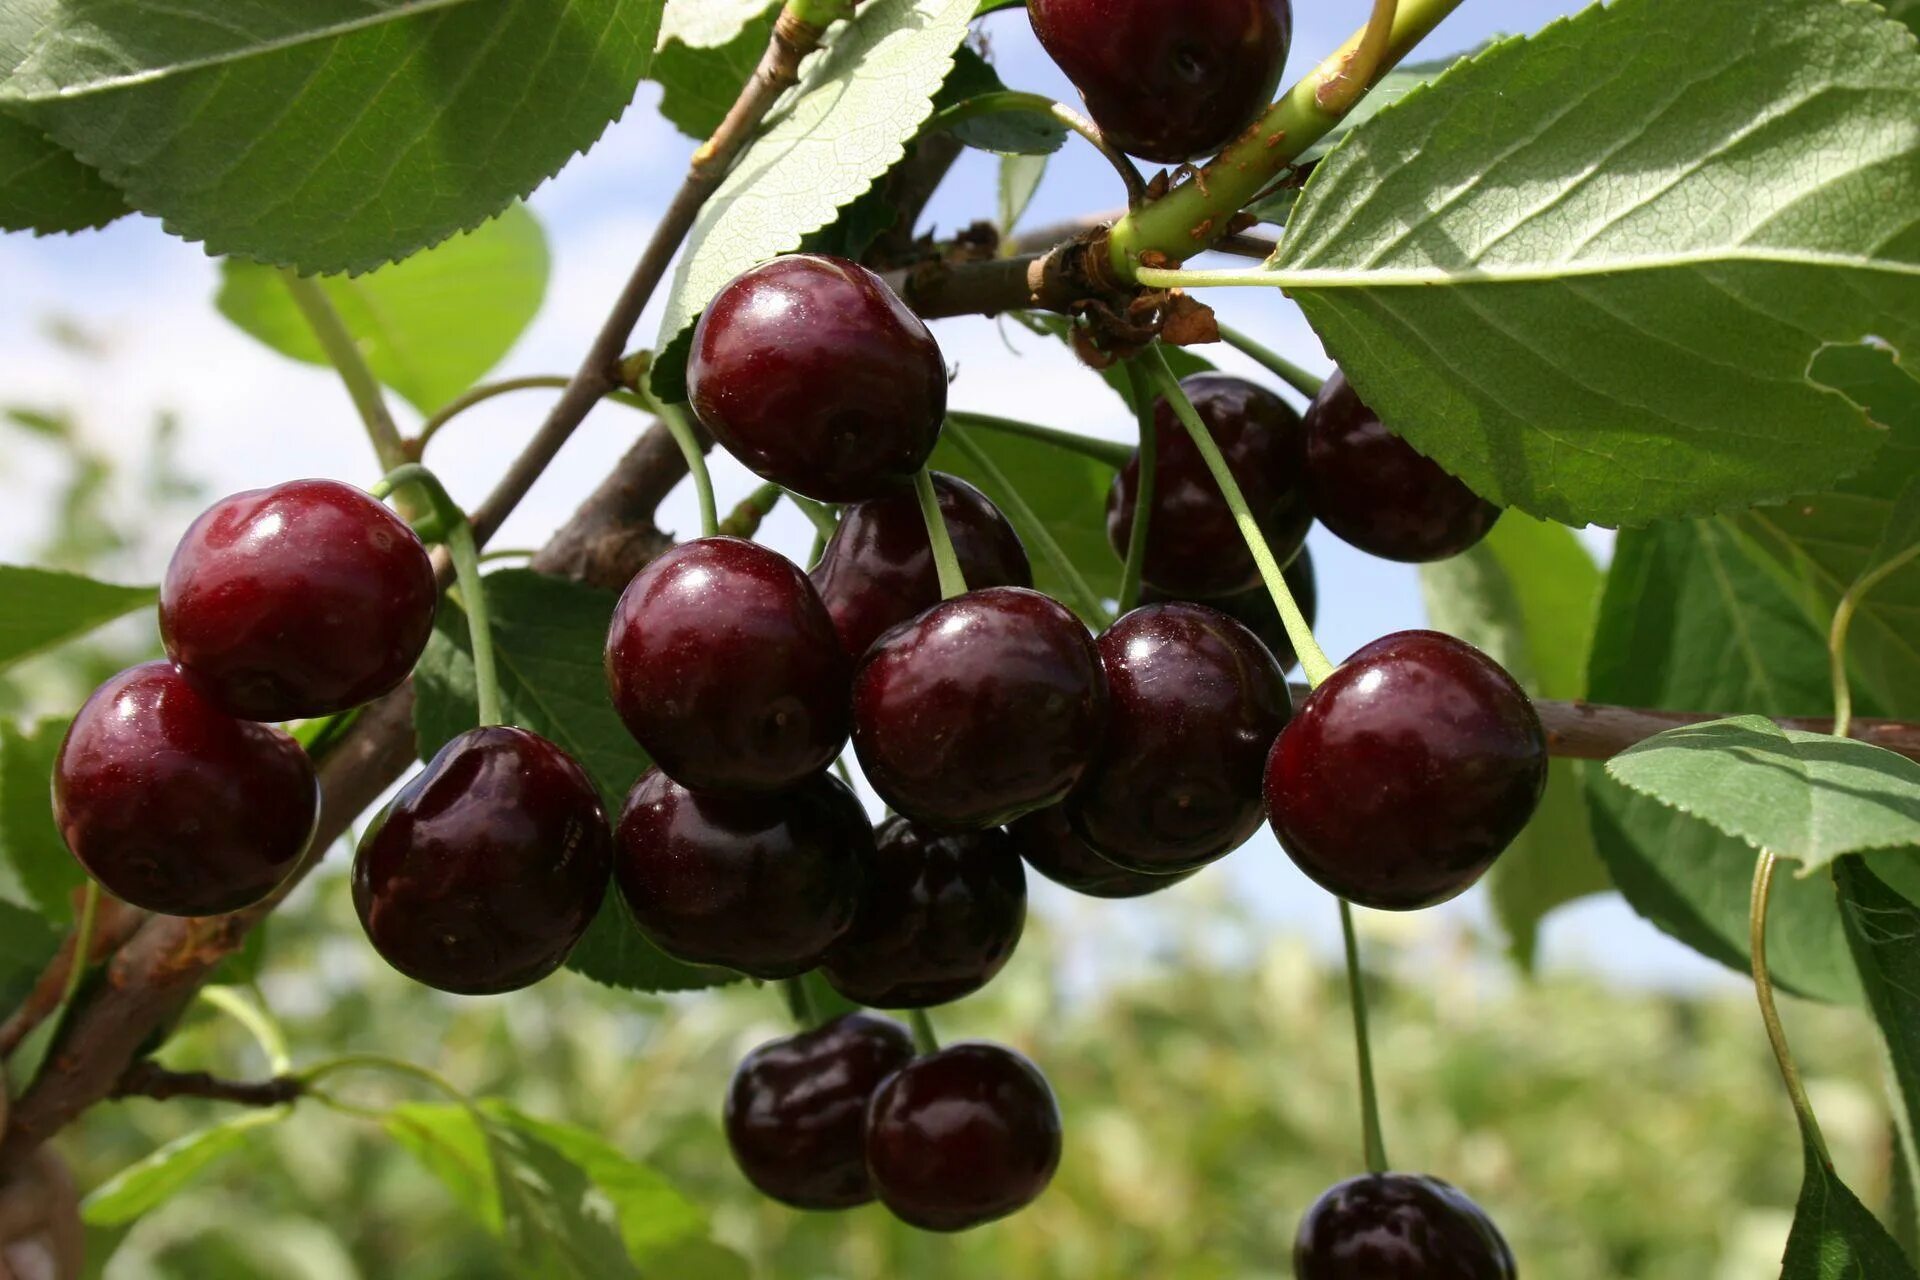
[652,3,779,140]
[1227,0,1920,529]
[0,718,83,922]
[999,152,1046,240]
[81,1108,291,1226]
[0,565,156,672]
[216,204,550,417]
[1780,1136,1919,1278]
[1836,857,1920,1244]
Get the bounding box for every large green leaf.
[652,0,976,400]
[1836,857,1920,1252]
[0,717,81,922]
[0,564,155,672]
[82,1109,291,1226]
[1421,513,1607,965]
[215,204,549,417]
[1880,0,1920,37]
[0,0,663,273]
[0,0,126,234]
[1208,0,1920,529]
[652,2,777,140]
[1781,1134,1919,1278]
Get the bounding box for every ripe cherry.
[851,587,1107,830]
[160,479,437,721]
[1304,372,1500,563]
[352,726,612,995]
[687,254,947,502]
[1068,602,1290,874]
[725,1012,916,1210]
[53,661,317,916]
[1107,374,1311,599]
[1029,0,1293,164]
[1008,806,1193,899]
[1295,1174,1516,1279]
[865,1042,1062,1232]
[1265,631,1546,910]
[822,817,1027,1008]
[613,769,869,979]
[811,472,1031,660]
[1144,545,1316,675]
[606,537,849,796]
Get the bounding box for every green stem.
[718,482,785,539]
[1339,901,1390,1174]
[1751,850,1831,1163]
[1215,324,1326,400]
[948,410,1135,470]
[58,882,100,1010]
[915,469,969,600]
[784,976,818,1029]
[297,1052,471,1105]
[658,404,718,539]
[909,1008,940,1056]
[785,491,841,542]
[412,378,652,454]
[199,985,291,1075]
[1116,361,1157,615]
[1828,543,1920,740]
[279,269,408,473]
[1318,0,1401,115]
[1139,347,1335,685]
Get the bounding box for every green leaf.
[81,1108,290,1226]
[0,897,58,997]
[1836,857,1920,1251]
[652,0,977,401]
[1879,0,1920,38]
[0,565,156,672]
[1238,0,1920,528]
[658,0,776,49]
[0,0,664,274]
[215,204,549,417]
[385,1102,503,1234]
[1421,514,1608,965]
[999,152,1046,239]
[3,406,70,438]
[652,2,778,140]
[0,717,82,922]
[1608,716,1920,871]
[1584,519,1860,1003]
[0,1,127,235]
[1781,1135,1919,1278]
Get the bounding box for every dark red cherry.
[159,478,436,721]
[811,472,1031,660]
[866,1042,1062,1232]
[687,254,947,502]
[724,1012,916,1210]
[352,726,612,995]
[851,587,1107,830]
[1265,631,1546,910]
[822,817,1026,1008]
[53,661,317,916]
[1305,372,1500,563]
[1295,1173,1517,1279]
[1068,602,1289,874]
[1107,374,1311,599]
[613,768,869,979]
[1144,545,1316,675]
[606,537,849,795]
[1007,806,1193,899]
[1029,0,1293,164]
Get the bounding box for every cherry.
[1029,0,1293,164]
[724,1012,915,1210]
[1295,1174,1516,1279]
[1144,545,1316,675]
[1007,805,1193,899]
[851,587,1107,830]
[52,662,317,916]
[865,1042,1062,1232]
[821,817,1027,1008]
[811,472,1031,660]
[687,254,947,503]
[1304,372,1500,563]
[352,726,612,995]
[1265,631,1546,910]
[606,537,849,796]
[159,478,437,721]
[1068,602,1290,874]
[613,768,869,979]
[1106,374,1311,599]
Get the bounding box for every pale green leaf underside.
[652,4,776,139]
[658,0,773,50]
[1227,0,1920,528]
[82,1108,290,1225]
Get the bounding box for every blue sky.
[0,0,1740,994]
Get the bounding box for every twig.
[110,1063,303,1109]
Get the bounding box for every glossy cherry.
[607,537,849,795]
[352,726,612,995]
[1008,806,1193,899]
[613,768,869,979]
[1265,631,1546,910]
[1107,374,1311,599]
[724,1012,916,1210]
[159,478,437,721]
[822,817,1027,1008]
[1305,372,1500,563]
[1068,602,1289,874]
[852,587,1107,830]
[1029,0,1293,164]
[687,254,947,502]
[53,661,317,916]
[1295,1174,1516,1279]
[1144,545,1316,675]
[865,1042,1062,1232]
[811,472,1031,660]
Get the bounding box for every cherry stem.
[657,403,719,539]
[1339,900,1391,1174]
[199,985,291,1075]
[1139,345,1336,685]
[784,491,841,542]
[909,1008,940,1056]
[57,882,100,1012]
[1828,542,1920,740]
[1750,850,1832,1164]
[718,482,785,539]
[1214,324,1326,400]
[948,410,1135,470]
[783,976,818,1029]
[915,468,970,600]
[1319,0,1401,114]
[278,269,408,476]
[412,377,653,457]
[1116,361,1158,615]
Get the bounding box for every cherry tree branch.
[110,1063,303,1109]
